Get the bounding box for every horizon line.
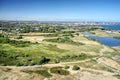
[0,19,120,22]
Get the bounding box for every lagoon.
[83,32,120,47]
[101,25,120,30]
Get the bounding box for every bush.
[40,33,58,37]
[72,65,80,70]
[16,35,23,39]
[0,63,7,66]
[60,53,93,62]
[16,62,24,66]
[29,62,36,66]
[38,56,50,65]
[50,67,69,75]
[54,59,60,63]
[64,65,70,69]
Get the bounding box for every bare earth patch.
[23,36,45,43]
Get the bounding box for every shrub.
[72,65,80,70]
[16,35,23,39]
[50,67,69,75]
[64,65,70,69]
[40,33,58,37]
[0,63,7,66]
[38,56,50,65]
[54,59,60,63]
[29,62,36,66]
[16,62,24,66]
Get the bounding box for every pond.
[83,32,120,47]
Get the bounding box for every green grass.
[59,53,94,62]
[0,32,117,66]
[77,45,103,53]
[104,51,119,56]
[43,37,85,46]
[0,43,68,65]
[46,44,67,53]
[0,42,99,65]
[40,33,58,37]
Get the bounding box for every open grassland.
[1,23,120,80]
[90,29,120,37]
[0,29,120,80]
[1,30,118,66]
[21,32,115,55]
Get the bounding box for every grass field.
[0,29,120,80]
[0,30,118,66]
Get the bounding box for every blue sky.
[0,0,120,21]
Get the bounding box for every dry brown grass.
[98,57,120,70]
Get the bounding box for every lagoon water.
[101,25,120,30]
[83,32,120,47]
[88,36,120,46]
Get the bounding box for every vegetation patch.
[72,65,80,70]
[64,65,70,69]
[2,68,12,72]
[114,75,120,79]
[16,35,23,39]
[40,33,58,37]
[59,53,94,62]
[43,37,85,46]
[46,44,67,53]
[113,36,120,39]
[22,68,52,78]
[50,67,69,75]
[104,51,118,56]
[0,49,50,66]
[0,34,31,47]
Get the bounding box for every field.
[0,27,120,80]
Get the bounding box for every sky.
[0,0,120,22]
